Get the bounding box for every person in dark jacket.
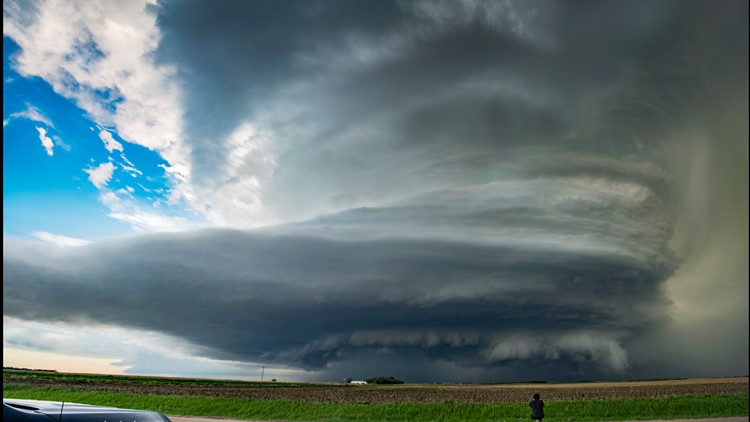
[529,393,544,421]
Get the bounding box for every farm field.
[4,370,748,421]
[4,370,748,404]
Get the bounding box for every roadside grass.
[3,385,748,421]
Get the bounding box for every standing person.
[530,393,544,422]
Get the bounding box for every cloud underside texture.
[5,176,676,377]
[3,0,748,380]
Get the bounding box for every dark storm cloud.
[153,0,411,184]
[4,172,678,380]
[153,0,566,187]
[150,0,728,225]
[158,0,745,380]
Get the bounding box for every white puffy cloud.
[84,162,116,189]
[35,126,54,156]
[98,129,123,153]
[3,0,191,207]
[3,0,183,149]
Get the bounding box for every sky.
[2,0,748,383]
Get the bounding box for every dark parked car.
[3,398,171,422]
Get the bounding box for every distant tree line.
[365,376,404,384]
[3,366,57,372]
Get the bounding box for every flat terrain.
[167,417,749,422]
[4,372,747,404]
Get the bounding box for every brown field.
[4,375,748,404]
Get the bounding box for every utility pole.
[261,365,265,382]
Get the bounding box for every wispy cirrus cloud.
[3,103,54,127]
[31,231,90,248]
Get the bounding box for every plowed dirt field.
[4,376,747,404]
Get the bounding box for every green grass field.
[3,384,748,421]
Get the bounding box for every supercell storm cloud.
[5,176,676,377]
[3,0,747,381]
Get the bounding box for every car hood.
[3,398,170,422]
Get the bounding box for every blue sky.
[3,36,204,241]
[3,0,748,383]
[4,39,120,238]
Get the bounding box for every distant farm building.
[350,380,367,385]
